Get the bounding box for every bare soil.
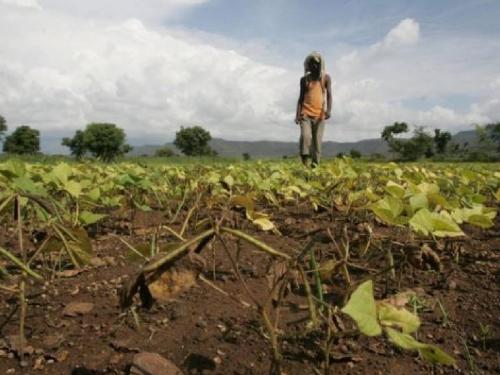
[1,206,499,374]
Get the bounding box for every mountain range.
[128,130,480,158]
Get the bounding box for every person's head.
[304,52,324,80]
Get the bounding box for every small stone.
[6,369,15,374]
[448,280,457,290]
[63,302,94,317]
[213,356,222,365]
[103,256,116,266]
[20,360,28,368]
[89,257,107,267]
[130,352,184,375]
[33,356,45,370]
[42,334,64,350]
[54,349,69,363]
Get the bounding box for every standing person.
[295,52,332,167]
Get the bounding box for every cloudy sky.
[1,0,500,152]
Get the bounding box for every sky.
[1,0,500,152]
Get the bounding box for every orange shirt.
[301,79,324,119]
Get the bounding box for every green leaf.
[409,208,464,237]
[12,177,48,196]
[64,180,82,198]
[386,328,455,365]
[370,196,406,226]
[79,211,107,225]
[409,193,428,213]
[0,159,26,178]
[341,280,382,337]
[419,345,456,365]
[385,181,405,198]
[252,217,275,231]
[386,327,427,350]
[51,162,72,184]
[377,302,420,333]
[87,187,101,202]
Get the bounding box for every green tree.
[62,130,86,159]
[0,115,7,142]
[155,146,175,157]
[174,126,215,156]
[3,125,40,154]
[349,149,361,159]
[381,122,409,157]
[242,152,251,160]
[83,123,132,162]
[433,129,452,154]
[484,122,500,151]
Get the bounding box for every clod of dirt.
[6,335,34,356]
[63,302,94,317]
[57,269,82,278]
[148,268,197,303]
[130,352,184,375]
[42,334,64,350]
[89,257,107,267]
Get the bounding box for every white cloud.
[0,6,499,148]
[0,7,295,143]
[491,76,500,89]
[1,0,41,10]
[381,18,420,49]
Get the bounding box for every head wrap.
[304,51,326,79]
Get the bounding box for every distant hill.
[128,129,481,158]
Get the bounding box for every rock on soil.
[130,352,183,375]
[62,302,94,317]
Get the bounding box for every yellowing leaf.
[252,217,275,231]
[341,280,382,337]
[386,328,455,365]
[377,302,420,333]
[370,196,406,226]
[409,208,464,237]
[385,181,405,198]
[64,180,82,198]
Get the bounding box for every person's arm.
[295,77,306,124]
[324,74,332,120]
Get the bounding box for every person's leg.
[311,119,325,166]
[299,118,313,166]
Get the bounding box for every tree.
[155,146,175,157]
[433,129,452,154]
[174,126,215,156]
[0,115,7,142]
[62,130,86,159]
[82,123,132,162]
[242,152,251,160]
[349,149,361,159]
[3,126,40,154]
[381,122,409,157]
[381,123,434,161]
[484,122,500,151]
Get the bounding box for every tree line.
[0,115,216,161]
[1,113,499,162]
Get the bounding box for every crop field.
[0,158,499,374]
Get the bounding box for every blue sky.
[0,0,499,152]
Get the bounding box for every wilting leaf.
[12,177,47,196]
[386,328,455,365]
[370,196,406,226]
[341,280,381,337]
[252,217,275,231]
[385,181,405,198]
[79,211,107,226]
[377,302,420,333]
[409,208,464,237]
[64,180,82,198]
[409,193,428,213]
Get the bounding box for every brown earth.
[1,206,499,375]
